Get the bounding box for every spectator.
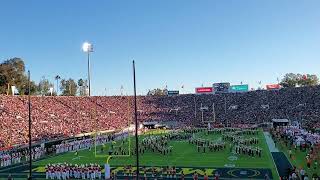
[1,85,320,150]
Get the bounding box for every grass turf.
[276,138,320,178]
[28,129,279,179]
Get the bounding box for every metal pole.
[213,103,216,122]
[212,102,215,122]
[194,97,197,119]
[56,78,58,95]
[28,70,32,179]
[87,52,91,96]
[202,111,204,122]
[201,103,203,122]
[224,97,227,114]
[132,60,139,179]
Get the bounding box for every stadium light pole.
[28,70,32,179]
[224,97,227,114]
[213,102,216,122]
[200,103,204,122]
[82,42,93,96]
[194,97,197,119]
[132,60,140,179]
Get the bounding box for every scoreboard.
[213,83,230,93]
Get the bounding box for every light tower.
[82,42,93,96]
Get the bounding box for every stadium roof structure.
[142,121,158,125]
[271,119,289,123]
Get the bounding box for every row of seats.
[1,86,320,148]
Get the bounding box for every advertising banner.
[266,84,280,90]
[195,87,213,94]
[167,90,179,95]
[229,84,249,92]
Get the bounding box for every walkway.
[263,131,279,152]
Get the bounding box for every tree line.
[0,58,88,96]
[280,73,319,88]
[1,58,319,96]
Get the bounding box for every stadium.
[1,1,320,180]
[1,82,320,179]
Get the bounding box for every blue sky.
[1,0,320,95]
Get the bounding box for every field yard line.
[263,131,280,179]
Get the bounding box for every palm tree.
[78,78,84,96]
[55,75,61,95]
[78,78,84,87]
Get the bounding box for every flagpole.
[194,97,197,119]
[132,60,139,179]
[28,70,32,179]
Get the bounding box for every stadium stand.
[1,86,320,149]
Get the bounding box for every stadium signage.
[167,90,179,95]
[213,83,230,93]
[229,84,249,92]
[110,166,272,179]
[266,84,280,90]
[196,87,213,94]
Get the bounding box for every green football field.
[0,129,281,179]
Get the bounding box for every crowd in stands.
[1,86,320,149]
[271,121,320,180]
[280,123,320,146]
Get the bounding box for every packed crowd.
[1,86,320,149]
[280,124,320,146]
[272,122,320,180]
[0,96,131,149]
[45,163,102,180]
